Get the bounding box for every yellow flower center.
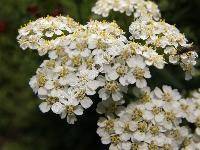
[132,108,143,121]
[163,92,172,102]
[96,39,108,50]
[148,142,158,150]
[105,120,114,132]
[111,135,120,145]
[66,105,75,115]
[46,96,59,105]
[170,129,180,139]
[76,42,87,51]
[163,144,172,150]
[152,107,162,115]
[46,60,56,69]
[133,67,145,79]
[72,55,81,67]
[105,81,119,93]
[149,125,160,135]
[140,92,151,103]
[137,121,148,132]
[74,89,86,100]
[116,65,127,76]
[131,143,139,150]
[37,73,47,87]
[60,67,69,77]
[165,111,175,122]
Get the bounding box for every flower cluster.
[17,0,199,148]
[97,86,200,150]
[129,16,198,80]
[92,0,161,20]
[17,15,198,125]
[17,16,82,56]
[21,18,128,124]
[179,89,200,137]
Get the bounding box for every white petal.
[196,127,200,136]
[39,102,51,113]
[101,135,111,145]
[127,58,136,68]
[144,69,151,78]
[155,114,164,123]
[126,74,136,84]
[121,133,131,141]
[98,88,109,100]
[74,106,84,115]
[129,121,137,131]
[143,111,154,121]
[122,142,131,150]
[154,87,163,99]
[107,71,119,80]
[38,87,48,96]
[87,80,101,90]
[136,79,147,88]
[51,102,64,114]
[162,85,172,93]
[119,77,127,86]
[45,81,54,90]
[112,92,123,101]
[80,97,93,109]
[133,132,145,141]
[60,112,67,119]
[67,115,77,124]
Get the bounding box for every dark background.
[0,0,200,149]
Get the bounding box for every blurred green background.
[0,0,200,149]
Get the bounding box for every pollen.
[133,67,145,79]
[105,81,119,93]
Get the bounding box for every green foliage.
[0,0,199,149]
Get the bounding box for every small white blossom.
[92,0,161,20]
[126,55,151,88]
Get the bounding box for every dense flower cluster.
[97,86,200,150]
[129,16,198,80]
[18,15,198,124]
[17,0,199,149]
[92,0,160,20]
[20,17,128,124]
[17,16,82,56]
[180,89,200,137]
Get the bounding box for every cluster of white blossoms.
[19,17,129,124]
[17,0,199,149]
[17,16,82,56]
[18,16,159,124]
[129,16,198,80]
[179,89,200,137]
[97,86,200,150]
[92,0,161,20]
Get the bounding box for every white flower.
[143,50,166,69]
[98,78,127,101]
[59,99,84,124]
[38,96,59,113]
[126,55,151,88]
[114,114,137,141]
[17,16,81,55]
[104,63,130,86]
[18,12,200,149]
[129,18,197,79]
[51,101,65,114]
[65,87,93,109]
[97,116,116,137]
[143,103,165,123]
[39,102,51,113]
